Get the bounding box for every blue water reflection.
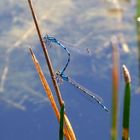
[0,0,140,140]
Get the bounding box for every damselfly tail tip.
[101,103,109,112]
[104,107,109,112]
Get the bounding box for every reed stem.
[111,36,119,140]
[27,0,63,107]
[59,102,65,140]
[29,48,76,140]
[122,65,131,140]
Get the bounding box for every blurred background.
[0,0,140,139]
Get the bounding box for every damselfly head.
[43,35,52,48]
[55,70,64,85]
[56,70,61,76]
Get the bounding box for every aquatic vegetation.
[111,36,119,140]
[122,65,131,140]
[29,48,76,139]
[136,0,140,19]
[28,0,76,139]
[59,102,65,140]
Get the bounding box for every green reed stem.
[136,0,140,85]
[122,65,131,140]
[136,0,140,18]
[59,102,65,140]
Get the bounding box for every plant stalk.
[122,65,131,140]
[27,0,63,107]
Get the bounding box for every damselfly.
[56,71,109,112]
[43,35,70,75]
[43,35,93,56]
[43,34,109,112]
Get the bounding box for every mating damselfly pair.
[43,35,109,112]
